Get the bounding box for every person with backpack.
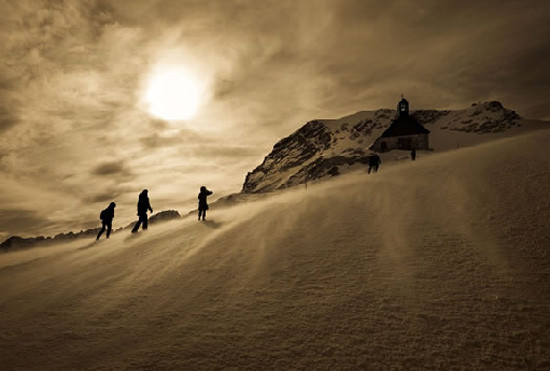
[97,202,116,240]
[131,189,153,233]
[198,186,213,221]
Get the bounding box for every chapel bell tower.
[397,95,409,117]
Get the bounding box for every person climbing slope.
[97,202,116,240]
[131,189,153,233]
[198,186,213,221]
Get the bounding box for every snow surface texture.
[242,101,548,193]
[1,130,549,369]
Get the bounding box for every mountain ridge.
[241,101,545,193]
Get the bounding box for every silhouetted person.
[97,202,116,240]
[411,148,416,161]
[368,154,381,174]
[131,189,153,233]
[198,186,213,221]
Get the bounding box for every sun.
[145,66,202,121]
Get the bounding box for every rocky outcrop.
[123,210,181,229]
[149,210,181,223]
[242,120,334,193]
[0,235,53,250]
[437,101,521,133]
[452,102,521,133]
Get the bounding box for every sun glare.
[145,67,202,121]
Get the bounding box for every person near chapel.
[368,154,381,174]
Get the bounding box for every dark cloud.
[140,129,210,149]
[85,191,118,203]
[0,209,52,234]
[0,107,18,133]
[83,186,130,203]
[296,0,550,118]
[140,134,183,149]
[92,160,132,177]
[188,145,261,158]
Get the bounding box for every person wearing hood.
[97,202,116,240]
[131,189,153,233]
[198,186,213,221]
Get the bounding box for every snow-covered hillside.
[242,101,548,193]
[1,130,549,369]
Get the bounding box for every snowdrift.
[1,130,549,369]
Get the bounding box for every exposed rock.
[149,210,181,223]
[0,236,48,250]
[242,120,333,193]
[124,210,181,229]
[449,101,520,133]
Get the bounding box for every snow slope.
[1,130,549,369]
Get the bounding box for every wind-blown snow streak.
[0,130,549,369]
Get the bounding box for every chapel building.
[370,97,430,152]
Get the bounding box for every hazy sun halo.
[145,67,202,120]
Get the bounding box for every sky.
[1,0,549,240]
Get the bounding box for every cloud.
[140,134,180,149]
[185,145,261,159]
[83,186,132,204]
[139,128,209,149]
[92,160,131,176]
[0,107,18,133]
[0,209,52,235]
